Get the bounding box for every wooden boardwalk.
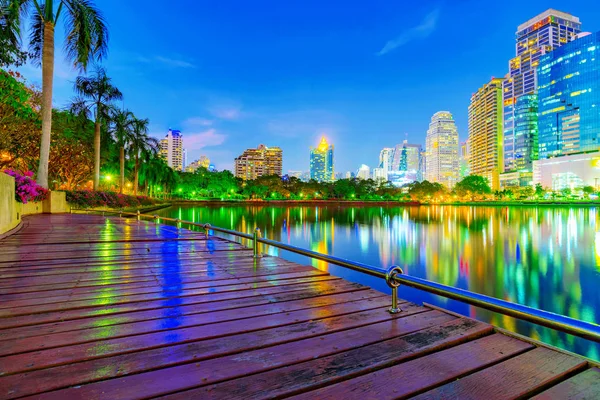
[0,214,598,399]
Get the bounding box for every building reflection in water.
[159,204,600,361]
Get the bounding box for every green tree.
[582,186,595,198]
[454,175,491,200]
[71,68,122,190]
[5,0,109,188]
[129,117,158,195]
[0,2,28,66]
[406,180,446,202]
[108,108,134,194]
[535,183,545,199]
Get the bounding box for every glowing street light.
[104,175,112,182]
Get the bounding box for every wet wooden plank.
[411,347,588,400]
[532,368,600,400]
[4,309,455,399]
[287,333,535,400]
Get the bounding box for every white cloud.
[137,55,196,68]
[182,117,213,127]
[377,8,441,56]
[209,106,242,120]
[184,128,227,151]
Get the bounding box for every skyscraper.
[468,78,504,190]
[538,31,600,159]
[400,141,422,173]
[502,9,581,186]
[159,129,184,171]
[310,137,334,182]
[534,31,600,190]
[379,148,394,171]
[425,111,459,188]
[234,144,283,180]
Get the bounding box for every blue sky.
[17,0,600,173]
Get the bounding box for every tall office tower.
[182,149,187,169]
[400,140,422,173]
[310,137,334,182]
[425,111,459,188]
[419,149,426,181]
[356,164,370,180]
[185,155,211,173]
[234,144,283,180]
[159,129,184,171]
[379,147,394,171]
[468,78,504,190]
[534,31,600,190]
[502,9,581,186]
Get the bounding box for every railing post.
[175,218,181,230]
[154,215,159,224]
[385,265,404,314]
[204,223,211,237]
[253,228,262,258]
[137,210,140,221]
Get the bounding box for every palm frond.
[27,1,45,66]
[61,0,108,71]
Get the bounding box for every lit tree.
[108,108,134,193]
[4,0,109,188]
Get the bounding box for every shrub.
[3,170,49,203]
[65,190,159,209]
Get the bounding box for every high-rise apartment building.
[468,78,504,189]
[310,137,334,182]
[159,129,184,171]
[400,141,422,173]
[425,111,459,188]
[502,9,581,186]
[234,144,283,180]
[459,141,470,180]
[185,155,210,173]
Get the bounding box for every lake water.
[157,204,600,361]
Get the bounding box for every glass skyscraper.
[538,31,600,159]
[310,137,334,182]
[502,9,581,186]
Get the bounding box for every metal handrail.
[72,208,600,343]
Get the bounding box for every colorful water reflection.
[157,204,600,361]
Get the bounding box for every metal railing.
[72,208,600,343]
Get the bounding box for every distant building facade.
[425,111,459,188]
[468,77,504,189]
[234,144,283,180]
[502,9,581,186]
[185,156,210,173]
[356,164,370,180]
[310,137,334,182]
[159,129,184,171]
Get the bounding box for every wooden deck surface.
[0,213,597,399]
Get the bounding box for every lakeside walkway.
[0,214,598,399]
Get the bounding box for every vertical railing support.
[137,210,141,221]
[154,215,159,224]
[253,228,262,258]
[385,265,404,314]
[204,223,211,237]
[175,218,181,230]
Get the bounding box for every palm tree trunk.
[119,146,125,194]
[37,22,55,189]
[134,152,139,196]
[93,120,101,190]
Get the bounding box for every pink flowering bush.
[65,190,157,209]
[3,170,49,204]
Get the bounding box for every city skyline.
[14,1,600,174]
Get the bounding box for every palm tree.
[130,118,159,195]
[109,108,134,194]
[72,68,122,190]
[3,0,108,188]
